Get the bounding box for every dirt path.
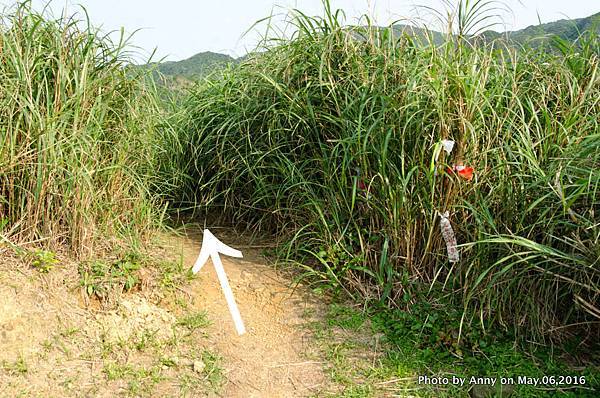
[0,227,335,397]
[162,227,328,397]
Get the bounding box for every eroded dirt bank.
[0,227,334,397]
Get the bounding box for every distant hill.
[480,12,600,47]
[389,12,600,47]
[389,24,446,45]
[144,51,238,87]
[154,51,236,78]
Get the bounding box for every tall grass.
[166,1,599,343]
[0,2,163,254]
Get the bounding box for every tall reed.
[0,1,162,254]
[166,1,599,342]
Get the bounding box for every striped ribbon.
[438,211,459,263]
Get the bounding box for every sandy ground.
[162,227,328,397]
[0,227,331,397]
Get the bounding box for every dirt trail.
[163,227,327,397]
[0,227,333,397]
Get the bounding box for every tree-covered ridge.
[480,12,600,46]
[154,51,236,78]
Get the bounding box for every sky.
[1,1,598,62]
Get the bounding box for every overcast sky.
[1,1,598,62]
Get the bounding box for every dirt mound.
[89,295,176,344]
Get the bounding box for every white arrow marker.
[192,229,246,335]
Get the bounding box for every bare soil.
[161,227,329,397]
[0,227,334,397]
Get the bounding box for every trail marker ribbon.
[438,211,459,263]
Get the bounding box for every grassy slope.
[317,301,600,397]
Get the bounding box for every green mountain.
[389,24,446,45]
[388,12,600,47]
[480,12,600,46]
[154,51,236,78]
[143,51,237,89]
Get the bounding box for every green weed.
[201,350,224,390]
[134,329,160,351]
[1,356,28,375]
[177,311,211,330]
[159,257,195,291]
[29,249,59,273]
[103,362,163,396]
[78,257,141,300]
[178,373,203,395]
[177,351,225,394]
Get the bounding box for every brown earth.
[0,227,335,397]
[161,227,329,397]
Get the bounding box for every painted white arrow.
[192,229,246,335]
